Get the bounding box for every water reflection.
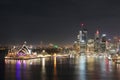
[41,58,46,80]
[86,57,95,71]
[5,59,41,80]
[4,57,120,80]
[5,59,41,65]
[77,56,86,80]
[16,60,21,80]
[53,56,57,80]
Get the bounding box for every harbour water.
[1,51,120,80]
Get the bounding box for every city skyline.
[0,0,120,45]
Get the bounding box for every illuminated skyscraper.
[77,24,88,53]
[77,31,82,43]
[82,29,88,43]
[94,30,100,52]
[77,24,88,43]
[100,34,107,52]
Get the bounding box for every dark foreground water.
[1,52,120,80]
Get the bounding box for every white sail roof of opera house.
[16,42,31,56]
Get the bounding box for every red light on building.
[80,23,85,27]
[81,23,84,26]
[96,30,99,34]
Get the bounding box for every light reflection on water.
[4,56,120,80]
[78,56,86,80]
[41,58,46,80]
[16,60,21,80]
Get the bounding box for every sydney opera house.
[5,42,38,60]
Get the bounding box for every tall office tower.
[82,28,88,43]
[94,30,100,52]
[79,24,88,53]
[100,34,107,52]
[95,30,99,39]
[79,30,83,42]
[80,24,88,43]
[77,30,82,43]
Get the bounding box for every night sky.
[0,0,120,45]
